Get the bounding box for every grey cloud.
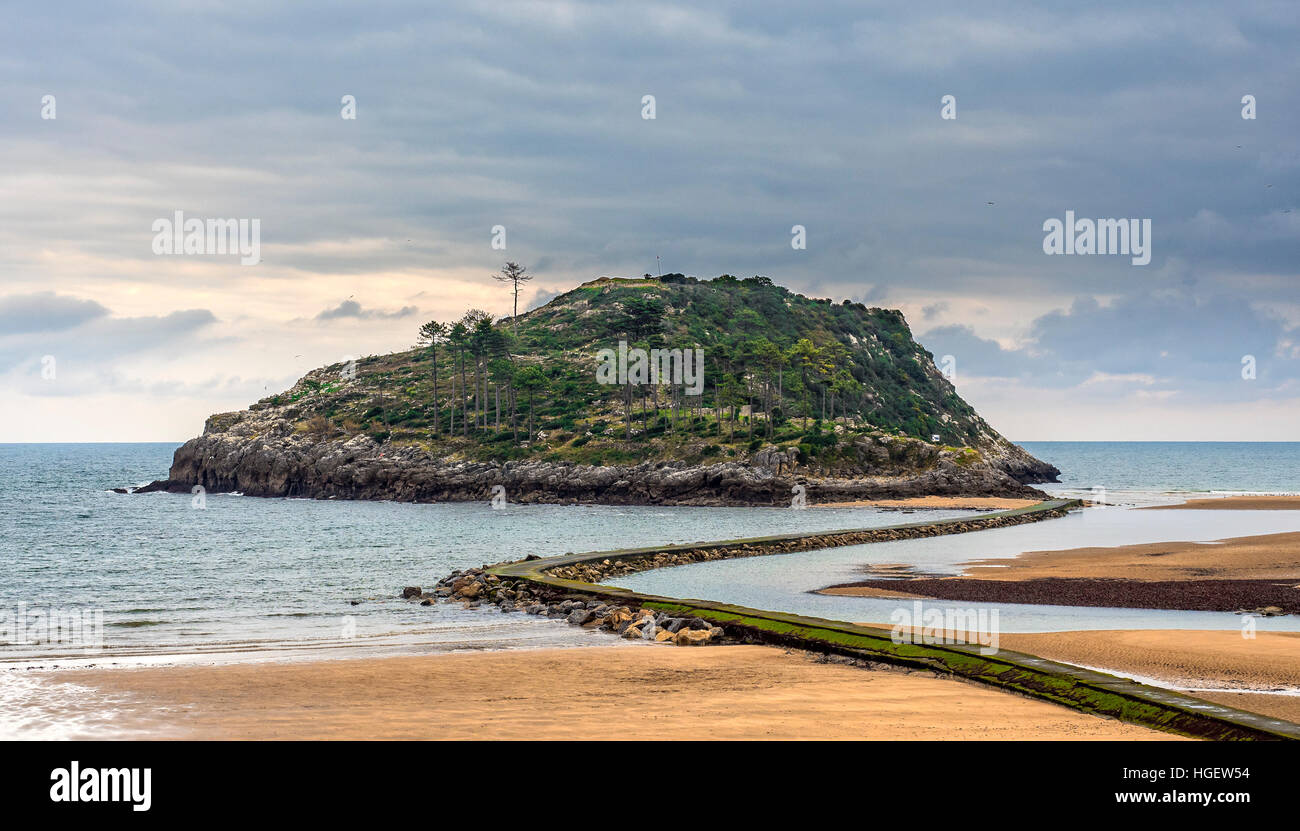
[0,1,1297,429]
[918,325,1041,381]
[921,302,949,320]
[1030,291,1293,390]
[315,300,418,321]
[0,292,108,334]
[920,288,1299,400]
[525,287,563,312]
[0,307,219,379]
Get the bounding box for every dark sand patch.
[822,577,1300,614]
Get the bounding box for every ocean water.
[1020,441,1300,500]
[3,441,1299,662]
[0,443,960,665]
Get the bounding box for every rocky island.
[138,273,1057,505]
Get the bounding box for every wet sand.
[40,645,1169,740]
[960,492,1300,582]
[999,630,1300,725]
[823,525,1300,611]
[824,576,1300,613]
[960,531,1300,582]
[1146,495,1300,511]
[845,626,1300,726]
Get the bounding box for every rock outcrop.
[135,406,1051,505]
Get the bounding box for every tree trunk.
[747,379,754,439]
[431,349,439,436]
[510,386,518,444]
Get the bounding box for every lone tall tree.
[416,320,447,435]
[493,262,532,327]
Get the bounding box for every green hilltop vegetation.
[255,273,1007,469]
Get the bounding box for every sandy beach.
[27,498,1300,740]
[961,531,1300,581]
[38,645,1170,740]
[999,630,1300,725]
[851,625,1300,725]
[1146,495,1300,511]
[959,495,1300,581]
[828,495,1300,726]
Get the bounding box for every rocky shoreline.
[133,414,1057,506]
[408,574,731,645]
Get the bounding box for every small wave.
[0,672,146,740]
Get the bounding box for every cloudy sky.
[2,1,1297,441]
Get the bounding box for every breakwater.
[416,499,1300,740]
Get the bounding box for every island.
[138,273,1058,505]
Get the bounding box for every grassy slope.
[240,274,1010,471]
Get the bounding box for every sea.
[0,442,962,664]
[1020,441,1300,501]
[3,440,1300,734]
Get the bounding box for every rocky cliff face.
[137,405,1053,506]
